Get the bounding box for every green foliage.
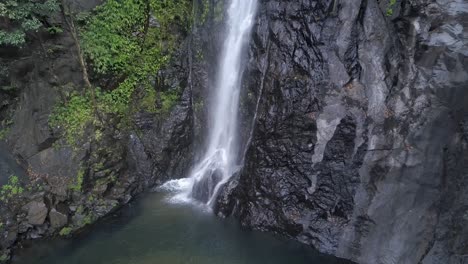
[386,0,397,16]
[141,86,180,113]
[47,25,63,35]
[213,1,224,23]
[81,0,190,114]
[0,119,13,140]
[0,175,24,202]
[98,78,138,115]
[50,0,191,145]
[82,0,190,75]
[81,0,145,74]
[193,98,204,113]
[69,169,84,192]
[82,213,94,226]
[0,0,60,46]
[200,0,210,24]
[197,0,224,25]
[160,88,180,112]
[0,128,9,140]
[50,91,94,146]
[59,226,73,236]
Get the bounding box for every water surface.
[13,191,352,264]
[0,143,26,185]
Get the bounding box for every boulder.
[26,201,48,226]
[49,209,68,229]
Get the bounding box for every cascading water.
[162,0,257,206]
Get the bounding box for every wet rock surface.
[215,0,468,263]
[25,201,48,226]
[191,168,224,203]
[48,208,68,229]
[0,0,194,262]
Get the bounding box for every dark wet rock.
[214,172,241,218]
[25,201,48,226]
[71,213,85,228]
[3,229,17,249]
[0,0,194,260]
[48,209,67,229]
[17,222,31,235]
[28,224,48,239]
[215,0,468,263]
[191,168,223,203]
[94,199,119,218]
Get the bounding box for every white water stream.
[162,0,257,206]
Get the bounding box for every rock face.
[25,201,48,226]
[48,209,68,229]
[0,0,194,261]
[215,0,468,264]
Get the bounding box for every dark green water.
[13,191,351,264]
[0,143,26,185]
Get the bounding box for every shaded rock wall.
[216,0,468,263]
[0,0,194,261]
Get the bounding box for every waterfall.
[161,0,257,207]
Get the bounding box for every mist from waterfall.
[161,0,257,207]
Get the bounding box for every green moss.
[50,91,94,146]
[0,119,13,140]
[82,214,94,226]
[196,49,204,61]
[82,0,190,76]
[93,162,105,172]
[213,0,225,23]
[47,25,63,35]
[200,0,210,24]
[59,227,73,236]
[0,175,24,202]
[160,89,181,113]
[194,99,204,113]
[49,0,190,146]
[0,128,9,140]
[76,205,84,214]
[87,194,95,202]
[386,0,397,16]
[0,253,8,262]
[69,169,85,192]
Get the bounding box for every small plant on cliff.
[59,226,72,236]
[50,91,94,146]
[68,169,84,192]
[0,253,8,262]
[0,119,13,140]
[0,128,9,140]
[0,0,60,46]
[80,0,191,115]
[0,175,24,202]
[50,0,191,146]
[386,0,397,16]
[82,213,94,226]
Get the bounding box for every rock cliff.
[215,1,468,263]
